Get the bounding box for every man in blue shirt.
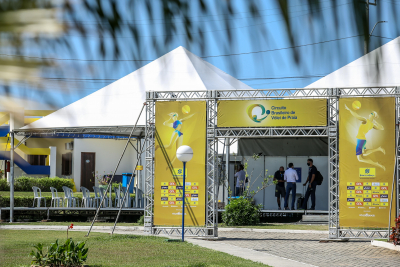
[301,158,318,210]
[284,163,299,210]
[273,166,285,210]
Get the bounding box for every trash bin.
[122,173,135,193]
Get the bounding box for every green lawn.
[0,230,267,267]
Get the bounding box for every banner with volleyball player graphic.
[154,101,206,226]
[339,97,396,228]
[217,99,327,127]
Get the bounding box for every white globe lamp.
[176,145,193,242]
[176,145,193,162]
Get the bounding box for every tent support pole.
[112,146,144,234]
[9,131,14,223]
[225,138,230,204]
[216,139,225,202]
[136,139,141,208]
[85,103,146,237]
[129,140,138,153]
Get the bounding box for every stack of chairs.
[31,185,144,209]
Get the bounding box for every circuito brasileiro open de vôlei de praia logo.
[246,104,270,123]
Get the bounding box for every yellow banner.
[154,101,206,226]
[339,97,396,228]
[217,99,327,127]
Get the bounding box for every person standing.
[234,165,246,197]
[274,166,286,210]
[283,163,299,210]
[302,158,318,210]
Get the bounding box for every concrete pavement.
[218,231,400,267]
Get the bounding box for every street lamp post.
[176,145,193,242]
[370,21,387,37]
[365,20,387,55]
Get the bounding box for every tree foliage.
[0,0,398,104]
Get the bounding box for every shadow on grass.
[90,234,161,241]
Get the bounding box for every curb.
[219,227,328,234]
[0,225,144,231]
[371,240,400,251]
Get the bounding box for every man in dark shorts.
[274,166,286,210]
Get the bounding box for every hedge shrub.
[0,177,75,192]
[222,196,261,226]
[16,177,75,192]
[0,195,52,207]
[0,178,8,191]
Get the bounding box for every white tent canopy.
[306,36,400,88]
[23,46,251,130]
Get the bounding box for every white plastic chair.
[99,187,109,207]
[50,187,63,207]
[114,186,123,208]
[134,188,144,208]
[32,186,46,207]
[92,186,101,207]
[80,186,93,208]
[62,186,79,207]
[121,187,134,208]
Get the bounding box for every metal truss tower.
[144,87,400,239]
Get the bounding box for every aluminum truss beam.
[338,87,397,97]
[327,89,339,238]
[216,127,327,138]
[146,87,398,101]
[396,87,400,220]
[153,227,208,236]
[14,126,145,138]
[144,95,155,234]
[206,91,218,237]
[338,229,390,239]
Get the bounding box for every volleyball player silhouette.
[156,112,195,169]
[345,104,386,171]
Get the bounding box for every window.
[27,155,47,166]
[62,153,72,175]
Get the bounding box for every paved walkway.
[217,231,400,267]
[2,225,400,266]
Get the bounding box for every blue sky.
[18,0,400,108]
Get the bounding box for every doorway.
[81,152,95,189]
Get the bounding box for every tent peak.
[22,46,252,130]
[168,45,193,55]
[306,36,400,88]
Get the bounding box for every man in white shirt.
[283,163,299,210]
[234,165,246,196]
